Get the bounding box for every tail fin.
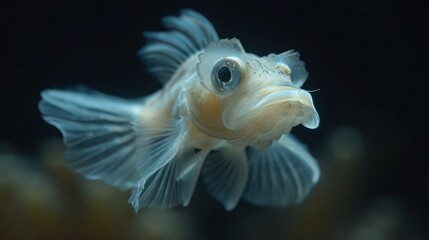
[38,89,143,189]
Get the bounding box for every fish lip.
[255,88,309,108]
[253,88,320,129]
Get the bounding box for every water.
[1,0,427,239]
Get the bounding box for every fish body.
[39,10,320,211]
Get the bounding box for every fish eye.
[217,66,232,82]
[211,58,242,93]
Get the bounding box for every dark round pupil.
[217,66,232,82]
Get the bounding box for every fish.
[38,9,320,211]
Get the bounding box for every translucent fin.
[128,118,206,210]
[177,149,210,206]
[133,118,188,183]
[128,148,209,210]
[276,50,308,87]
[128,156,181,210]
[139,9,219,84]
[38,89,143,189]
[243,134,320,207]
[202,147,248,210]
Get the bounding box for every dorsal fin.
[139,9,219,84]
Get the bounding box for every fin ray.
[177,149,210,206]
[140,9,219,84]
[133,118,188,184]
[39,89,143,189]
[243,134,320,207]
[202,147,248,210]
[129,148,209,210]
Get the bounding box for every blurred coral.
[0,139,194,240]
[0,133,425,240]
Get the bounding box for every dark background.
[1,0,428,239]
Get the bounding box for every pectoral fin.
[243,134,320,207]
[129,148,209,210]
[202,147,248,210]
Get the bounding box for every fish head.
[186,38,319,148]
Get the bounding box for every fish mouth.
[223,86,320,130]
[255,88,320,129]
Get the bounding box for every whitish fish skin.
[39,9,320,211]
